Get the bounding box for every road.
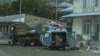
[0,44,100,56]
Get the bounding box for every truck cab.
[40,28,68,49]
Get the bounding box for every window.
[83,19,92,34]
[84,0,94,8]
[95,0,100,7]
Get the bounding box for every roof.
[60,12,100,20]
[49,2,56,7]
[0,14,25,22]
[58,2,72,7]
[49,2,72,8]
[60,6,73,12]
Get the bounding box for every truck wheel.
[21,39,26,46]
[8,36,16,45]
[8,40,12,45]
[8,39,15,45]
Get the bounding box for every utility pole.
[20,0,22,15]
[19,0,22,22]
[55,0,58,22]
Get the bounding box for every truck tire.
[8,39,16,45]
[8,36,15,45]
[20,38,26,46]
[8,40,13,45]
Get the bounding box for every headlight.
[45,33,49,38]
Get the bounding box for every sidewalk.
[0,39,10,44]
[76,40,100,50]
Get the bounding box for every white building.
[61,0,100,41]
[0,14,25,35]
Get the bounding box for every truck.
[40,27,77,50]
[8,23,41,46]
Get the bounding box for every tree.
[12,0,52,18]
[0,2,15,16]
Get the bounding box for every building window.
[83,19,92,34]
[95,0,100,7]
[84,0,94,8]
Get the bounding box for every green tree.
[12,0,52,18]
[0,2,15,16]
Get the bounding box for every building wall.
[72,17,82,39]
[73,0,84,13]
[72,0,100,41]
[0,14,25,39]
[74,0,100,13]
[73,17,91,40]
[73,16,100,40]
[94,7,100,12]
[13,17,25,23]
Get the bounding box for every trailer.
[8,23,41,46]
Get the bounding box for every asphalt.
[0,39,9,44]
[0,44,100,56]
[0,39,100,56]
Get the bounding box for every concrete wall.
[73,0,100,41]
[94,7,100,11]
[74,0,94,13]
[73,16,100,40]
[72,17,83,39]
[74,0,100,13]
[73,17,94,40]
[13,17,25,23]
[73,0,84,13]
[73,17,92,40]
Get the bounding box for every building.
[0,14,25,36]
[61,0,100,41]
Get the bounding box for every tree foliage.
[0,0,52,18]
[12,0,52,18]
[0,2,15,16]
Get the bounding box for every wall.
[73,0,84,13]
[13,17,25,23]
[72,16,100,40]
[74,0,100,13]
[72,17,82,39]
[94,7,100,12]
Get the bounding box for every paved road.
[0,45,100,56]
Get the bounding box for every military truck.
[40,27,76,50]
[8,23,41,46]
